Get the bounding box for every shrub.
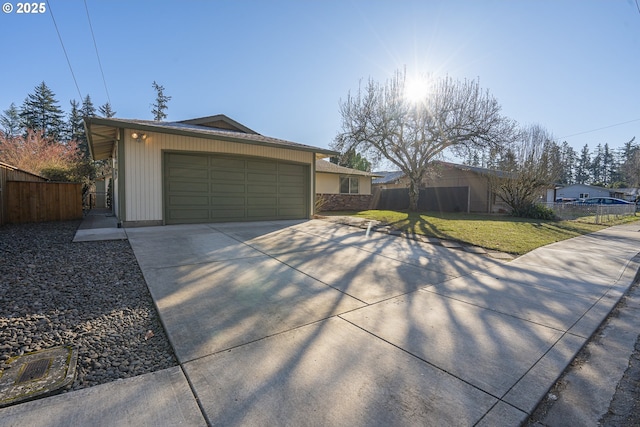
[511,203,556,220]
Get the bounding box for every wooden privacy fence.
[1,162,48,225]
[6,181,83,224]
[373,187,470,213]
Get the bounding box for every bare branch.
[334,70,517,210]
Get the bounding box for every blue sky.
[1,0,639,161]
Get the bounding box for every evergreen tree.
[497,147,517,171]
[480,149,488,168]
[621,137,637,163]
[151,81,171,121]
[463,150,481,167]
[575,144,591,184]
[590,143,603,185]
[616,137,640,187]
[471,151,481,167]
[559,141,576,185]
[98,102,116,118]
[330,148,372,172]
[486,145,502,170]
[540,140,563,184]
[627,139,640,188]
[609,149,624,187]
[19,81,65,139]
[80,95,96,118]
[619,137,638,187]
[611,146,624,185]
[602,143,614,186]
[0,103,23,138]
[67,99,84,142]
[76,95,97,158]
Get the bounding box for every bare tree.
[489,124,558,217]
[334,69,517,210]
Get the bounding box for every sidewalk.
[1,219,639,426]
[527,268,640,425]
[72,208,127,242]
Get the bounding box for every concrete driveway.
[122,219,640,426]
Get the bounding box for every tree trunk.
[408,178,420,211]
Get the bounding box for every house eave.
[84,117,337,160]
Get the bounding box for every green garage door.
[164,152,309,224]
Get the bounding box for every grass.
[322,210,640,255]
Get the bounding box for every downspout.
[117,128,126,226]
[311,153,316,218]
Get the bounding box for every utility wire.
[558,118,640,140]
[84,0,111,105]
[46,0,82,100]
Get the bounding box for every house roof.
[558,183,614,192]
[84,115,337,161]
[435,161,509,177]
[616,188,640,196]
[373,161,508,184]
[372,171,406,184]
[178,115,257,134]
[315,159,381,177]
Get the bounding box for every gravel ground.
[0,220,177,392]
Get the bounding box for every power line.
[84,0,111,105]
[558,118,640,140]
[46,0,82,100]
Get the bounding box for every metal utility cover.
[16,358,51,383]
[0,346,78,408]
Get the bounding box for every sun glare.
[404,75,430,104]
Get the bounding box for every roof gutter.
[84,117,338,157]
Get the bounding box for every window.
[340,176,359,194]
[579,193,589,199]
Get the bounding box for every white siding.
[123,130,314,222]
[556,184,611,200]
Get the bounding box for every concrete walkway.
[72,208,126,242]
[2,218,640,426]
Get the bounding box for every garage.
[164,152,309,224]
[85,115,335,227]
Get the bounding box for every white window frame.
[340,176,359,194]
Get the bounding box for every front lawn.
[322,210,639,255]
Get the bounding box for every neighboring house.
[372,161,505,213]
[84,115,336,226]
[315,159,381,211]
[617,188,640,202]
[371,171,406,189]
[550,184,617,202]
